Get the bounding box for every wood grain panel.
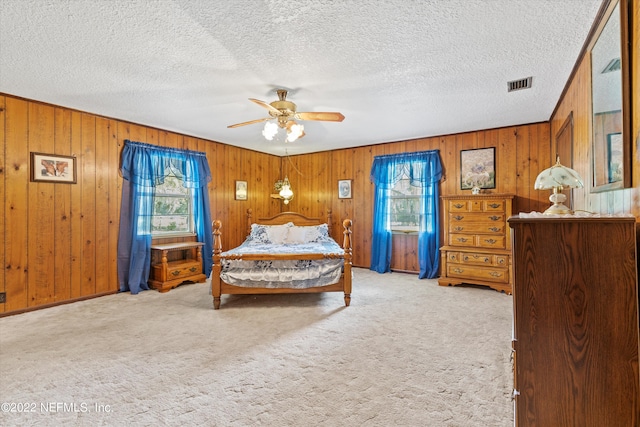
[80,113,97,297]
[28,102,56,306]
[94,117,111,293]
[4,97,30,311]
[108,119,121,294]
[510,217,639,426]
[70,111,83,298]
[53,107,72,301]
[633,0,640,202]
[0,96,5,312]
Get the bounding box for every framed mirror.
[589,0,631,192]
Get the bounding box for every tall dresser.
[438,194,514,293]
[508,215,639,426]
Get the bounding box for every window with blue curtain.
[117,140,213,294]
[369,150,443,279]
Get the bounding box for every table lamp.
[534,157,584,215]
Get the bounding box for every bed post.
[327,209,333,235]
[342,219,353,307]
[212,220,223,309]
[246,208,253,237]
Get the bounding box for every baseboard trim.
[0,290,118,317]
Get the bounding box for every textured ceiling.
[0,0,602,156]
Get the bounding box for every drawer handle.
[498,258,505,265]
[488,215,501,221]
[453,268,464,273]
[488,203,501,209]
[484,238,497,244]
[488,227,500,232]
[453,215,464,221]
[489,271,503,277]
[454,226,464,231]
[456,237,468,243]
[453,203,465,208]
[171,270,181,276]
[463,255,490,263]
[189,266,198,272]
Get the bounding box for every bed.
[211,209,352,309]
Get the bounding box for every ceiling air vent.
[507,77,532,92]
[601,58,620,73]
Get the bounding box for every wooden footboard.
[211,210,352,309]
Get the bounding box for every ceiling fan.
[227,89,345,142]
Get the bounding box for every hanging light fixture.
[278,176,294,204]
[272,176,294,204]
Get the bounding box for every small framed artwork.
[30,152,77,184]
[235,180,248,200]
[338,179,352,199]
[460,147,496,190]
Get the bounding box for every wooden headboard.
[246,209,333,236]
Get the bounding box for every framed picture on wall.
[235,180,248,200]
[30,152,77,184]
[338,179,352,199]
[460,147,496,190]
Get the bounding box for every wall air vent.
[507,77,532,92]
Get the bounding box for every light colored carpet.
[0,268,514,426]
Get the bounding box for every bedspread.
[220,241,344,289]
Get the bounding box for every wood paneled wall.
[0,95,281,314]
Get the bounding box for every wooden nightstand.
[149,242,207,292]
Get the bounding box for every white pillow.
[286,226,308,244]
[248,223,292,244]
[286,224,330,244]
[265,224,290,244]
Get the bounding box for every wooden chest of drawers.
[438,194,514,293]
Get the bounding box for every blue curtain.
[117,140,213,294]
[369,150,443,278]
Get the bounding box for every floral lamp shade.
[534,157,584,215]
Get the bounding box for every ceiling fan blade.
[295,112,345,122]
[227,117,271,128]
[249,98,283,116]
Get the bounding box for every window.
[151,173,194,236]
[390,175,422,233]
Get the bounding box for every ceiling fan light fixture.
[262,121,278,140]
[228,89,344,142]
[286,123,304,142]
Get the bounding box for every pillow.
[247,223,292,245]
[286,224,330,244]
[265,224,290,244]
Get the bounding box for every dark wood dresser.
[508,215,639,426]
